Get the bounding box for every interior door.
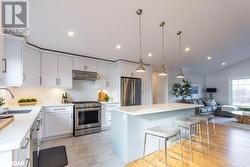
[23,44,41,86]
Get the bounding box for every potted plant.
[0,97,5,113]
[18,98,37,106]
[172,79,192,102]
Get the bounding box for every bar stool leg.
[179,132,183,166]
[142,133,147,167]
[212,118,216,135]
[206,120,210,147]
[189,125,193,161]
[198,123,204,153]
[159,139,161,159]
[164,138,168,167]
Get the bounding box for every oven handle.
[76,108,101,112]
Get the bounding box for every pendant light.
[158,21,167,76]
[176,31,185,79]
[135,9,146,73]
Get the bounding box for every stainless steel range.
[73,101,101,136]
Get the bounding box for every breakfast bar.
[111,103,201,163]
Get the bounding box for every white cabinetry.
[2,35,41,87]
[96,61,116,90]
[42,52,72,89]
[73,57,96,72]
[41,53,57,87]
[116,60,152,105]
[44,106,73,138]
[23,45,41,86]
[101,103,120,129]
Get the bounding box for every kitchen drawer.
[44,106,73,113]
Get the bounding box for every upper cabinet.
[42,52,72,89]
[2,36,23,86]
[23,44,41,86]
[73,57,96,72]
[96,61,116,89]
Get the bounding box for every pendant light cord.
[161,22,165,65]
[139,12,142,60]
[177,31,182,67]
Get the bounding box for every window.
[231,78,250,106]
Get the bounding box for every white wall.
[206,58,250,105]
[152,68,207,104]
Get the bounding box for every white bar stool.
[191,115,216,147]
[142,126,183,167]
[175,117,203,161]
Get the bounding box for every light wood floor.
[125,124,250,167]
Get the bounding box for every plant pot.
[18,102,37,106]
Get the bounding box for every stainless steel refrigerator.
[121,77,141,106]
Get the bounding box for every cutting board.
[0,115,14,131]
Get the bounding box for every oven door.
[75,107,101,130]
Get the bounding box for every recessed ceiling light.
[68,31,74,37]
[185,47,190,52]
[207,56,212,60]
[116,45,121,49]
[222,62,226,66]
[148,53,152,57]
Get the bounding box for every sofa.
[183,98,219,115]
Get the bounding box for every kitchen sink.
[1,110,32,115]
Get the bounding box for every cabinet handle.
[25,158,31,167]
[84,65,88,70]
[40,77,42,85]
[2,58,7,73]
[58,78,61,85]
[131,73,134,77]
[21,138,30,149]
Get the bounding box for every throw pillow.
[211,99,217,106]
[205,100,214,106]
[198,99,204,105]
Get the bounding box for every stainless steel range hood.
[73,70,100,81]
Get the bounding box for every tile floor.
[41,130,125,167]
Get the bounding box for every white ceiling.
[28,0,250,74]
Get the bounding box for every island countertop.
[112,103,202,116]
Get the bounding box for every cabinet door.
[118,62,132,77]
[85,59,96,72]
[3,36,23,86]
[58,55,72,89]
[96,61,116,89]
[73,57,85,71]
[41,53,57,87]
[44,107,73,137]
[23,45,41,86]
[141,88,149,105]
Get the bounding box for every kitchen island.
[111,103,201,163]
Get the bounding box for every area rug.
[214,116,250,130]
[33,146,68,167]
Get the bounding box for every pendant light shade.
[136,9,146,73]
[176,31,185,79]
[176,68,185,79]
[158,21,167,76]
[158,64,167,76]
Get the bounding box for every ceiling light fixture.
[68,31,74,37]
[116,45,121,49]
[222,62,226,66]
[185,47,190,52]
[135,9,146,73]
[148,53,152,57]
[158,21,167,76]
[207,56,212,60]
[176,31,185,79]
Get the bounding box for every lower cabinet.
[43,106,73,138]
[0,131,31,167]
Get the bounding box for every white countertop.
[112,103,202,116]
[0,106,41,152]
[0,103,73,152]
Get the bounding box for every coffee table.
[232,111,250,124]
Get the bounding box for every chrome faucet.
[0,88,15,98]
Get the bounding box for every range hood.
[73,70,100,81]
